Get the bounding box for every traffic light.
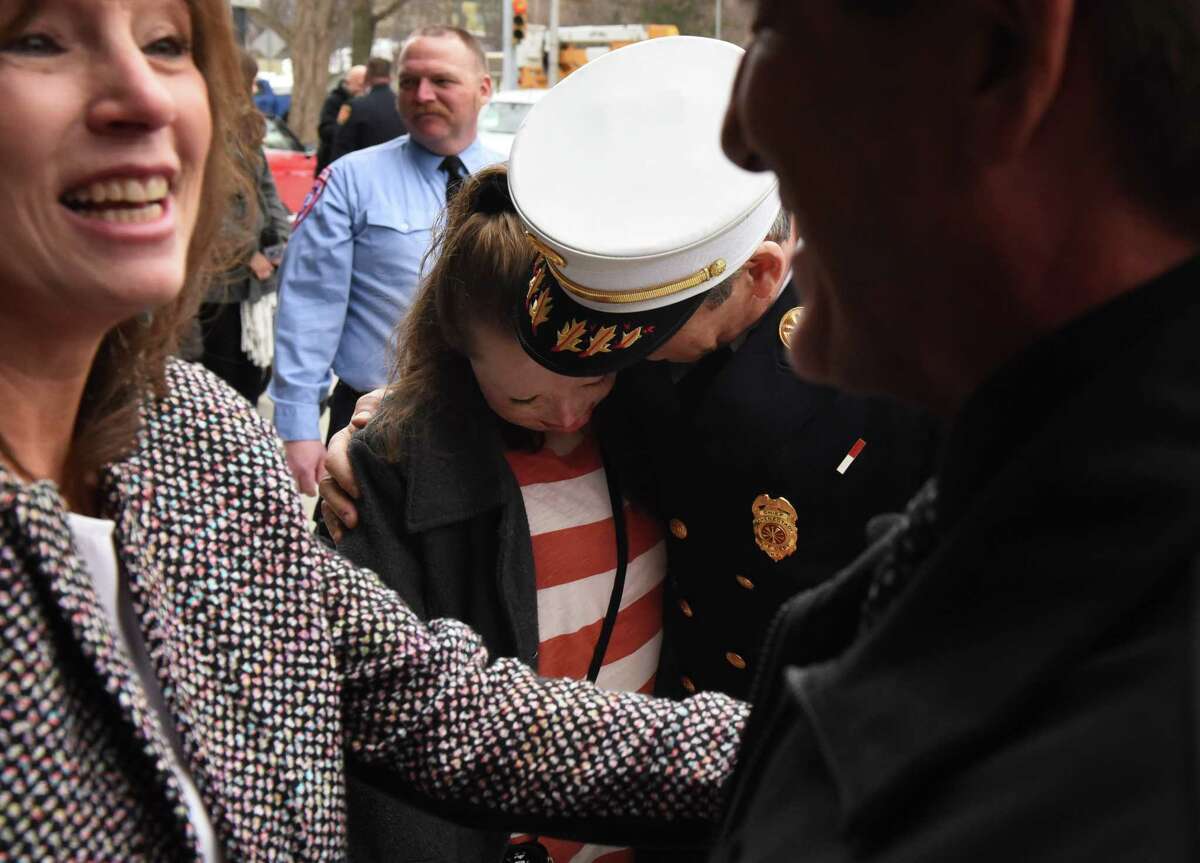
[513,0,527,42]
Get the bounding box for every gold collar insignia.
[778,306,805,349]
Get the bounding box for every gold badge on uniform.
[778,306,804,349]
[751,494,798,562]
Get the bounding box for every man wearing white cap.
[507,36,938,706]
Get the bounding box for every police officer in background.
[330,56,406,163]
[315,64,365,175]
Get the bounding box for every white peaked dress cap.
[509,36,781,316]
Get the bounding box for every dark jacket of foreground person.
[0,360,745,861]
[714,257,1200,862]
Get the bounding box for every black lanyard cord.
[588,445,630,683]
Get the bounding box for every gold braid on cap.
[548,258,727,306]
[523,230,728,306]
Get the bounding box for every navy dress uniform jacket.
[712,257,1200,862]
[331,84,407,163]
[614,288,939,701]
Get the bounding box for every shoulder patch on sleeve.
[294,167,332,227]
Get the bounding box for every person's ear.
[966,0,1075,166]
[479,73,494,105]
[744,241,788,300]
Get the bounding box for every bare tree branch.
[371,0,410,26]
[283,0,339,143]
[246,8,294,43]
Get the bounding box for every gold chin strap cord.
[525,232,566,268]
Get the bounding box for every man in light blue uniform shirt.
[270,25,503,495]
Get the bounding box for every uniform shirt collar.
[408,136,493,178]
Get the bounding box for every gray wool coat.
[337,368,541,863]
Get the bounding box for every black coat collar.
[395,364,514,533]
[780,256,1200,831]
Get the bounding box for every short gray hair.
[702,208,793,309]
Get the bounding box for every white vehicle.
[478,89,548,157]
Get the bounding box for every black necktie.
[440,155,466,203]
[858,478,941,633]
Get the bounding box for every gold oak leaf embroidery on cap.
[527,262,546,303]
[581,325,618,358]
[616,327,643,350]
[554,319,588,353]
[529,289,553,332]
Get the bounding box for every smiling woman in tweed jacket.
[0,1,746,859]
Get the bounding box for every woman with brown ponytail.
[339,165,672,863]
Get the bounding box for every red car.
[263,115,316,217]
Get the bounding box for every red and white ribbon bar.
[837,438,867,475]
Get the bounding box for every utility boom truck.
[515,23,680,88]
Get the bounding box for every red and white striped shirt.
[504,430,666,863]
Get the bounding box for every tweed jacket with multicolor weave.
[0,360,746,860]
